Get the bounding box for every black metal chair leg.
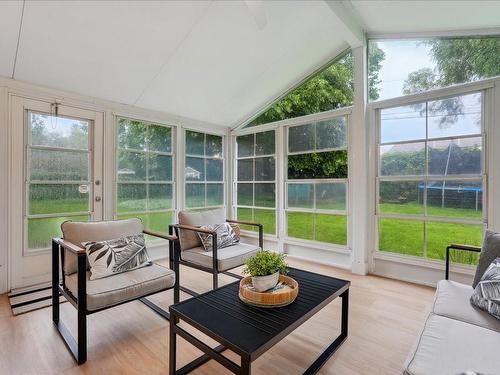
[76,254,87,364]
[212,271,218,290]
[52,240,60,324]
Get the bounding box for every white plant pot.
[252,272,279,292]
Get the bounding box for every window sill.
[284,237,350,254]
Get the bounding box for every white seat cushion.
[405,313,500,375]
[181,243,260,272]
[65,264,175,311]
[433,280,500,332]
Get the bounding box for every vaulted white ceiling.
[0,0,499,127]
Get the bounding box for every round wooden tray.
[239,275,299,308]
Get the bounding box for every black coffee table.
[169,268,350,375]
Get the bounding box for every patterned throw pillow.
[470,257,500,320]
[82,234,152,280]
[197,223,239,252]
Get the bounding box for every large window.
[368,37,500,102]
[235,130,276,234]
[185,130,224,209]
[286,116,348,245]
[377,92,484,263]
[116,118,174,234]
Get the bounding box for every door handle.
[95,196,102,202]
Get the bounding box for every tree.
[248,45,385,127]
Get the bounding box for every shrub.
[243,251,288,277]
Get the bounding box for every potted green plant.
[243,251,288,292]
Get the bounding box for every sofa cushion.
[470,257,500,320]
[405,313,500,375]
[433,280,500,332]
[473,229,500,288]
[178,208,226,250]
[61,219,144,275]
[198,223,239,251]
[181,243,259,272]
[65,263,174,311]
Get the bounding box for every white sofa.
[404,279,500,375]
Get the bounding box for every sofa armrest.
[143,229,177,241]
[174,224,216,235]
[226,219,264,250]
[53,238,86,255]
[445,243,482,280]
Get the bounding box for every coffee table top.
[170,268,350,359]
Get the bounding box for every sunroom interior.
[1,1,500,374]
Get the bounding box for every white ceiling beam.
[324,0,364,47]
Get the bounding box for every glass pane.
[185,157,205,181]
[427,137,482,176]
[117,118,146,150]
[30,112,89,149]
[380,142,425,176]
[148,154,172,181]
[148,184,173,210]
[185,130,204,156]
[425,180,482,219]
[288,150,348,179]
[206,134,223,158]
[186,183,205,208]
[237,134,254,157]
[207,184,224,206]
[287,184,314,209]
[316,183,346,210]
[380,104,426,143]
[237,207,254,231]
[28,215,89,250]
[315,214,347,245]
[147,124,172,153]
[289,124,314,153]
[237,183,253,206]
[117,151,147,181]
[118,212,173,236]
[237,159,253,181]
[287,212,314,240]
[206,159,223,181]
[426,222,482,264]
[254,184,275,208]
[117,183,147,213]
[428,93,482,138]
[316,118,347,150]
[379,180,424,215]
[30,149,88,181]
[255,157,275,181]
[29,184,89,215]
[255,130,275,155]
[379,218,424,256]
[254,209,276,235]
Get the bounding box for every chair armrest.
[445,243,482,280]
[53,238,86,255]
[143,229,177,241]
[174,224,216,235]
[226,219,262,228]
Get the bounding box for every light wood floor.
[0,258,435,375]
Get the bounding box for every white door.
[10,96,104,289]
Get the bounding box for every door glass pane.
[425,180,482,219]
[118,151,147,181]
[237,134,254,157]
[237,159,253,181]
[206,134,223,158]
[148,184,173,210]
[117,118,146,150]
[254,184,275,208]
[289,124,314,152]
[427,137,482,176]
[428,93,482,139]
[315,214,347,245]
[148,154,172,181]
[379,180,424,215]
[30,149,89,181]
[117,183,147,213]
[28,215,89,250]
[186,183,205,208]
[255,157,275,181]
[147,125,172,153]
[315,183,346,210]
[185,157,205,181]
[237,183,253,206]
[316,118,347,150]
[379,218,424,256]
[186,130,204,156]
[206,159,223,181]
[30,112,89,149]
[288,184,314,209]
[287,212,314,240]
[380,104,426,143]
[207,184,224,206]
[380,142,425,176]
[29,184,89,215]
[255,131,275,156]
